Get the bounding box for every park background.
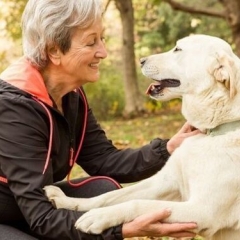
[0,0,239,239]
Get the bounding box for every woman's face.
[59,20,108,85]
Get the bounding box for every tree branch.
[103,0,112,15]
[163,0,226,19]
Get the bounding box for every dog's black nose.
[140,57,147,67]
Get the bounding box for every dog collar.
[207,120,240,136]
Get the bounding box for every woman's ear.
[47,45,61,66]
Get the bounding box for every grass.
[69,110,204,240]
[100,111,186,148]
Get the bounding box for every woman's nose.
[95,42,108,59]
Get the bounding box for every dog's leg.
[43,174,178,210]
[43,185,84,210]
[74,159,240,238]
[74,198,235,238]
[44,158,181,211]
[74,199,200,234]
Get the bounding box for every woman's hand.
[122,209,197,238]
[167,121,202,154]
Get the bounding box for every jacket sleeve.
[0,96,122,240]
[78,107,170,183]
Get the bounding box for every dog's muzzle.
[146,79,181,96]
[140,57,147,68]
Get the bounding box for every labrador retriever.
[44,34,240,240]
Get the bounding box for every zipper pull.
[69,147,74,167]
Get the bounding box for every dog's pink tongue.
[145,83,155,95]
[146,83,161,95]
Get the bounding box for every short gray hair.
[21,0,103,69]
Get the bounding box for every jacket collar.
[0,57,53,106]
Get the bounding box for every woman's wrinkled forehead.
[70,20,105,42]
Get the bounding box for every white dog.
[44,35,240,240]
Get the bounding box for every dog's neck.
[206,120,240,136]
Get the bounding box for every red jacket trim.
[0,57,53,106]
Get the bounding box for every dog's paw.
[75,208,117,234]
[43,185,68,209]
[43,185,66,198]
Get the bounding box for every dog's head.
[141,34,240,130]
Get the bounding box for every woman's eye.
[87,41,95,46]
[87,37,105,47]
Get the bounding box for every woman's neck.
[46,82,64,114]
[40,67,70,114]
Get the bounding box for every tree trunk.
[220,0,240,56]
[114,0,144,117]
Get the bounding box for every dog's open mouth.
[146,79,180,96]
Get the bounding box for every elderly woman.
[0,0,199,239]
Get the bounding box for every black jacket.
[0,57,170,239]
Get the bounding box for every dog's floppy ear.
[212,51,237,98]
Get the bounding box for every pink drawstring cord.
[32,97,53,175]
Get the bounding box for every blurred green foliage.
[84,62,125,119]
[0,0,27,39]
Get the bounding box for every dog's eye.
[173,47,182,52]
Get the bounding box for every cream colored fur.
[44,35,240,240]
